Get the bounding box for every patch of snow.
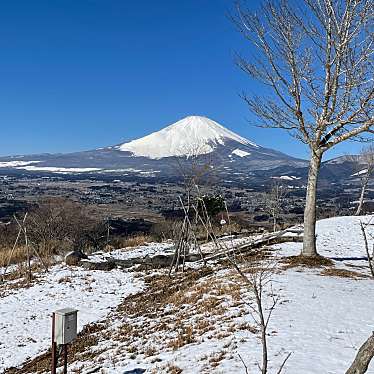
[231,149,251,157]
[272,175,301,181]
[0,161,41,168]
[118,116,258,159]
[351,169,368,177]
[89,242,175,263]
[100,168,144,173]
[16,166,102,173]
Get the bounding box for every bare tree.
[234,0,373,256]
[264,182,289,232]
[174,143,216,200]
[27,198,106,257]
[346,332,374,374]
[354,145,374,215]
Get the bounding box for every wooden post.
[63,344,68,374]
[51,313,57,374]
[24,226,32,282]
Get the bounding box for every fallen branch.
[201,228,303,262]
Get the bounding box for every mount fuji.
[0,115,312,185]
[117,116,259,159]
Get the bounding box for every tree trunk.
[346,332,374,374]
[302,151,322,257]
[355,177,369,216]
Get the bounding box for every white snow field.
[231,149,251,157]
[0,161,41,168]
[0,266,143,372]
[1,215,373,373]
[118,115,258,159]
[16,166,102,173]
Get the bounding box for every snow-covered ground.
[1,215,373,373]
[277,215,374,272]
[0,265,143,371]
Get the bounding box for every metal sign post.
[51,308,78,374]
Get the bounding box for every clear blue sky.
[0,0,364,159]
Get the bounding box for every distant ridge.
[0,115,316,186]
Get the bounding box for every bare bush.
[25,198,106,257]
[354,146,374,215]
[264,182,289,232]
[229,257,291,373]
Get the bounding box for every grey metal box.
[54,308,78,345]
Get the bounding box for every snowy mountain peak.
[117,116,258,159]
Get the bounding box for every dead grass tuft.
[110,234,152,250]
[208,350,226,368]
[165,364,183,374]
[281,255,334,269]
[320,268,369,279]
[0,245,31,267]
[167,325,196,350]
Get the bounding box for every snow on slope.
[277,215,373,260]
[231,148,251,157]
[2,216,373,373]
[0,265,143,371]
[56,214,374,374]
[118,116,258,159]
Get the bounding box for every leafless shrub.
[352,145,374,215]
[228,257,291,374]
[26,198,106,256]
[0,198,108,273]
[264,182,289,232]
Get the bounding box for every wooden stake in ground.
[360,220,374,277]
[2,213,49,283]
[1,213,27,282]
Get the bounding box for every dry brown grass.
[281,255,334,269]
[320,268,369,279]
[0,245,29,267]
[208,350,227,368]
[167,325,196,350]
[109,234,152,250]
[0,242,59,272]
[165,364,183,374]
[144,346,157,357]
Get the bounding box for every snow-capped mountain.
[117,116,258,159]
[0,115,312,185]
